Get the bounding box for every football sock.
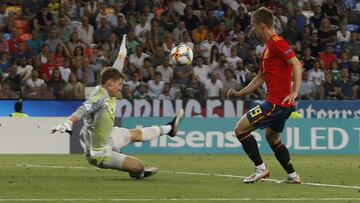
[238,133,263,166]
[271,141,295,174]
[141,125,172,141]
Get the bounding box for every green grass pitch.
[0,154,359,203]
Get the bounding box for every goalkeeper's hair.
[100,68,125,85]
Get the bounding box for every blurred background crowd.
[0,0,359,102]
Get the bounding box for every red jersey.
[259,35,296,107]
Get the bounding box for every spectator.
[147,71,164,98]
[200,33,218,61]
[113,15,129,42]
[57,17,72,44]
[274,7,287,34]
[322,0,340,25]
[181,31,194,50]
[293,6,307,32]
[222,68,237,95]
[39,52,57,82]
[6,63,21,92]
[149,18,166,46]
[213,21,230,43]
[71,46,85,72]
[158,82,175,100]
[339,52,352,69]
[77,57,98,86]
[134,14,150,44]
[77,16,94,46]
[282,17,303,46]
[336,24,351,43]
[172,20,186,42]
[67,32,85,55]
[299,71,315,100]
[149,46,165,69]
[323,72,339,100]
[204,10,218,31]
[193,56,211,84]
[121,84,133,100]
[48,68,65,98]
[349,56,360,89]
[64,72,84,99]
[27,30,44,55]
[126,30,140,55]
[35,6,53,31]
[310,6,324,30]
[336,68,357,100]
[308,61,325,99]
[133,81,151,100]
[140,57,155,82]
[219,35,234,57]
[126,71,140,93]
[301,47,317,71]
[208,45,220,71]
[309,30,322,58]
[319,44,337,71]
[12,42,32,65]
[191,23,208,44]
[129,45,149,70]
[223,7,235,29]
[318,18,335,49]
[25,69,45,98]
[0,81,17,99]
[234,60,251,89]
[180,6,199,31]
[16,57,33,81]
[36,83,55,99]
[234,34,250,61]
[243,48,259,72]
[0,52,10,73]
[173,0,186,15]
[160,1,179,32]
[330,60,341,83]
[156,55,174,83]
[227,46,242,70]
[94,17,112,43]
[45,27,63,53]
[204,72,224,100]
[344,32,360,57]
[35,44,51,67]
[235,6,250,32]
[162,32,175,55]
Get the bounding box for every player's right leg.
[87,151,158,179]
[234,111,269,183]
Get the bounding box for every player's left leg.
[266,126,301,184]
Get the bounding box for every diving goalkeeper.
[52,35,184,179]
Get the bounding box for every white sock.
[140,125,172,141]
[256,163,266,170]
[288,171,298,178]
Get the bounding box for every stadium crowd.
[0,0,359,102]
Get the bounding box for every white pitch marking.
[18,164,360,190]
[1,198,360,202]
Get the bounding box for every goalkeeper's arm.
[112,34,127,72]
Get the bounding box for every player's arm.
[282,57,303,105]
[228,71,264,98]
[112,34,127,72]
[51,99,101,134]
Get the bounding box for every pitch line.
[18,164,360,190]
[1,198,360,202]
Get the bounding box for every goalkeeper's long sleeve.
[112,34,127,72]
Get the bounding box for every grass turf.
[0,154,359,203]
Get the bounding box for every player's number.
[250,105,263,118]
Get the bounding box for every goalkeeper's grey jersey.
[71,85,116,152]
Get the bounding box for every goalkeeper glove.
[51,120,73,135]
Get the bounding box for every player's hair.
[252,7,274,28]
[100,68,125,85]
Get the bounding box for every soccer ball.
[170,44,193,66]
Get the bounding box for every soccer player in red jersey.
[228,7,303,184]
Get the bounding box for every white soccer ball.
[170,44,193,66]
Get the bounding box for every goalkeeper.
[52,35,184,179]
